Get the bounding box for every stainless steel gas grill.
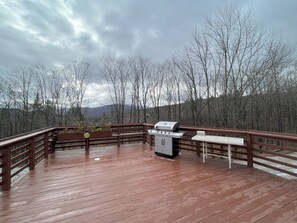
[148,121,185,158]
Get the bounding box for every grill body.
[148,121,185,158]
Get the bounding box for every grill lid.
[154,121,179,132]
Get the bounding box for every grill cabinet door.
[163,136,173,156]
[155,135,163,154]
[155,135,172,156]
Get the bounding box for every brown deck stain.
[1,144,296,223]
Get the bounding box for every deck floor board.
[1,144,297,223]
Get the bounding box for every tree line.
[0,63,89,138]
[101,5,297,133]
[1,4,297,138]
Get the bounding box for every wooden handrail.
[0,127,57,148]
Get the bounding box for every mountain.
[82,105,113,118]
[82,104,131,118]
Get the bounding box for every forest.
[1,5,297,139]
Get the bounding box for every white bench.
[192,132,244,169]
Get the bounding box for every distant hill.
[82,105,113,118]
[82,104,131,118]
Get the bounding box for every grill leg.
[228,144,232,169]
[202,141,206,163]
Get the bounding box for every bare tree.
[0,76,16,137]
[191,30,215,125]
[100,56,128,123]
[129,54,153,123]
[63,62,90,124]
[30,64,53,126]
[48,68,67,125]
[178,4,294,129]
[174,46,204,125]
[149,64,165,121]
[258,38,293,131]
[282,63,297,132]
[4,66,34,133]
[167,59,187,121]
[159,60,184,121]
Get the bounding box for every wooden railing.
[143,124,297,178]
[54,123,146,151]
[0,127,57,191]
[0,124,146,191]
[1,123,297,191]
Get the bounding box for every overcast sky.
[1,0,297,106]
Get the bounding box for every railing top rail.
[110,123,144,128]
[143,123,154,127]
[246,130,297,141]
[55,123,144,129]
[179,125,297,141]
[179,125,247,135]
[0,127,57,148]
[0,126,59,142]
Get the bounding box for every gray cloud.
[0,0,296,75]
[251,0,297,48]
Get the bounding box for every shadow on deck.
[1,144,297,223]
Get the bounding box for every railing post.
[1,146,11,191]
[150,135,153,149]
[49,135,56,154]
[117,127,120,147]
[29,138,36,170]
[44,133,49,159]
[246,132,253,168]
[142,133,146,145]
[85,138,90,154]
[142,125,146,145]
[83,131,91,153]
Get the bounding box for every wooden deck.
[1,144,297,223]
